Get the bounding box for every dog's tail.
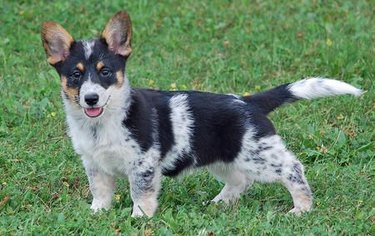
[243,77,363,115]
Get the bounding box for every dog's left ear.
[102,11,132,57]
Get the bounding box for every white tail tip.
[288,77,363,99]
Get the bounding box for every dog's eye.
[70,70,82,80]
[100,68,112,78]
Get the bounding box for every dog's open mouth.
[84,107,104,118]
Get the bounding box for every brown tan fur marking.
[102,12,132,57]
[61,76,78,101]
[116,71,124,88]
[77,62,85,72]
[41,22,74,65]
[96,61,105,71]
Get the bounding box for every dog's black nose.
[84,93,99,106]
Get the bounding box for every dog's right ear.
[102,11,132,57]
[41,22,74,65]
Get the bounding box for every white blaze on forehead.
[162,94,195,171]
[83,40,95,60]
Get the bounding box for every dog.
[41,11,362,217]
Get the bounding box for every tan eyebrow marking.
[96,61,105,71]
[76,62,85,72]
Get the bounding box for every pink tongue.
[84,107,103,117]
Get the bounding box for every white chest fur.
[66,112,142,176]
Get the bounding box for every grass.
[0,0,374,235]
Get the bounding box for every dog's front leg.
[84,163,115,212]
[129,160,161,217]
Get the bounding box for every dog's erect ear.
[41,22,74,65]
[102,11,132,57]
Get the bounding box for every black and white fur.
[41,11,363,217]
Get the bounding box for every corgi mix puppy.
[41,11,362,217]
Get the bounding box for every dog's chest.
[68,117,142,176]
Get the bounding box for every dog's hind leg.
[280,160,313,215]
[208,164,254,204]
[238,135,313,214]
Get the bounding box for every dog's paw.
[131,210,145,218]
[131,203,157,218]
[90,207,103,214]
[90,200,111,213]
[90,206,108,214]
[131,205,149,218]
[288,207,311,216]
[211,195,225,204]
[211,194,239,204]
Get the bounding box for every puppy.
[41,11,362,217]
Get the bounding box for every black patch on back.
[123,90,154,152]
[185,92,247,166]
[149,91,175,158]
[127,90,251,175]
[123,89,175,155]
[121,86,299,176]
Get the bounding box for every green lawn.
[1,0,374,235]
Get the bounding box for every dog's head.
[41,11,132,118]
